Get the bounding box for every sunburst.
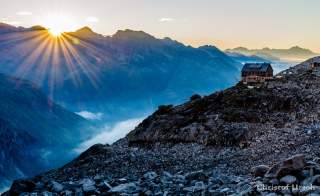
[5,16,103,99]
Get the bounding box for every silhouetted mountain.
[226,52,271,64]
[226,46,318,60]
[0,74,91,190]
[0,24,241,119]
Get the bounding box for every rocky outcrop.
[128,60,320,147]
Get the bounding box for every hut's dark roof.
[241,63,272,72]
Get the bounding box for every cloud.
[16,11,32,16]
[159,17,174,22]
[74,117,144,153]
[6,21,21,26]
[0,186,9,194]
[76,111,103,120]
[85,16,99,23]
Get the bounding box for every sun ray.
[4,21,107,98]
[14,32,51,79]
[58,34,100,88]
[57,35,81,86]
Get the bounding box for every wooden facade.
[241,63,273,83]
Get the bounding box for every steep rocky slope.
[5,57,320,195]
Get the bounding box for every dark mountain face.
[0,74,92,190]
[0,119,43,189]
[0,25,241,118]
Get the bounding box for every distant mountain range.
[0,23,242,120]
[0,74,92,190]
[225,52,272,63]
[226,46,319,61]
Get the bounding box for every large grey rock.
[80,178,96,193]
[193,181,206,191]
[265,154,306,178]
[279,175,297,185]
[251,165,270,177]
[50,181,64,192]
[109,183,141,194]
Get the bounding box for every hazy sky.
[1,0,320,52]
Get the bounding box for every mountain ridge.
[0,23,242,120]
[226,46,318,60]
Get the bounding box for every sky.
[0,0,320,52]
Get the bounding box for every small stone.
[237,184,252,195]
[100,181,112,191]
[154,191,163,196]
[93,175,103,182]
[118,178,128,183]
[193,181,206,191]
[280,175,297,185]
[62,190,73,196]
[220,187,230,193]
[74,188,84,196]
[41,192,53,196]
[143,171,158,181]
[162,171,173,180]
[185,170,208,182]
[182,186,193,192]
[300,170,311,178]
[269,178,279,185]
[302,175,320,186]
[174,175,186,184]
[50,181,64,192]
[144,190,153,195]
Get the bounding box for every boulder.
[185,170,208,182]
[279,175,297,185]
[80,178,96,193]
[49,181,64,192]
[109,182,141,194]
[9,179,36,195]
[265,154,306,178]
[251,165,270,177]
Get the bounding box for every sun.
[49,28,63,37]
[39,12,80,37]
